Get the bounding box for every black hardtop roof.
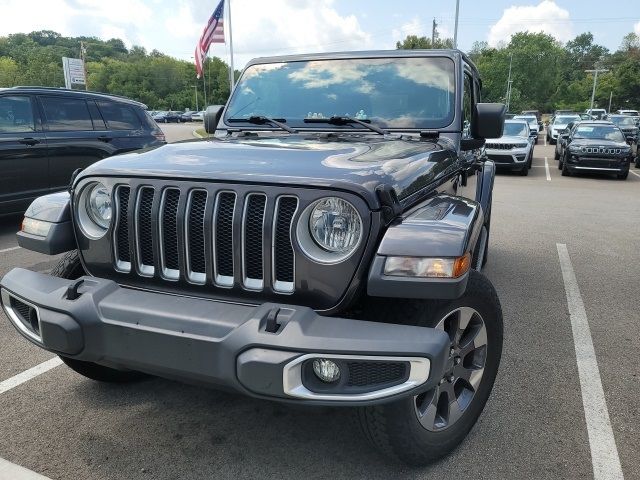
[1,86,147,109]
[244,49,479,76]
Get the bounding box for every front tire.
[561,155,571,176]
[51,251,148,383]
[356,271,503,465]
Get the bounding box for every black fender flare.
[367,193,484,300]
[476,159,495,222]
[16,192,75,255]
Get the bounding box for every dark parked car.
[1,50,506,465]
[180,111,196,122]
[606,114,638,144]
[0,87,165,215]
[554,119,582,160]
[558,121,633,179]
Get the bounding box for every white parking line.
[0,457,53,480]
[0,357,62,395]
[630,170,640,178]
[0,246,20,254]
[544,157,551,181]
[556,244,624,480]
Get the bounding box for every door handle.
[19,137,40,146]
[97,136,113,143]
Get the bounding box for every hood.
[569,138,629,148]
[79,135,457,208]
[552,123,569,130]
[489,135,528,144]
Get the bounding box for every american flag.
[195,0,225,78]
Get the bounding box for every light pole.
[192,84,199,112]
[453,0,460,49]
[585,67,609,112]
[505,53,513,111]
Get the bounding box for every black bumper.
[0,268,450,406]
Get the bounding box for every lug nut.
[439,378,446,385]
[454,357,461,365]
[448,375,455,383]
[449,347,455,356]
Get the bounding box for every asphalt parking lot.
[0,134,638,480]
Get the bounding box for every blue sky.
[2,0,639,68]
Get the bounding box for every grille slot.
[347,361,408,387]
[114,186,131,272]
[214,191,236,286]
[136,187,155,276]
[273,196,298,292]
[9,296,39,335]
[160,188,180,279]
[243,194,267,289]
[111,184,297,293]
[186,190,208,283]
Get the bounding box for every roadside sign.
[62,57,86,89]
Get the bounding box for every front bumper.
[486,148,529,170]
[0,268,450,406]
[565,154,629,173]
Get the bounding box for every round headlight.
[77,181,112,239]
[296,197,363,264]
[86,183,112,229]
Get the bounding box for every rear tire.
[51,251,148,383]
[356,271,503,466]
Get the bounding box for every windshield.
[225,57,456,130]
[609,116,636,127]
[574,125,625,142]
[513,115,538,130]
[554,115,580,125]
[503,122,528,136]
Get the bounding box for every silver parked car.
[547,114,580,145]
[484,119,534,176]
[513,115,539,143]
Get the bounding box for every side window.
[462,73,473,139]
[41,96,93,131]
[0,96,35,133]
[98,101,142,130]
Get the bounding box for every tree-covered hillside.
[398,31,640,113]
[0,30,232,110]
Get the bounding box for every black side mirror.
[204,105,224,134]
[471,103,506,139]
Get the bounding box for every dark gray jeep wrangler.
[1,50,505,465]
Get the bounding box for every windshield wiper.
[304,116,387,135]
[227,115,298,133]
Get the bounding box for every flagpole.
[227,0,235,92]
[202,58,208,108]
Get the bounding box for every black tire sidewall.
[359,271,503,465]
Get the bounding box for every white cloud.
[634,20,640,36]
[488,0,573,47]
[392,17,425,40]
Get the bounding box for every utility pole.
[431,18,437,47]
[80,41,88,90]
[453,0,460,49]
[505,53,513,111]
[608,91,613,113]
[585,67,609,112]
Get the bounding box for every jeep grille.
[113,185,298,293]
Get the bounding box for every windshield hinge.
[376,185,402,225]
[419,130,440,140]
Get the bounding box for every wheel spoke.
[448,399,464,425]
[416,387,440,430]
[468,367,485,390]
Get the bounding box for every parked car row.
[149,110,207,123]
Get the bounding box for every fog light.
[312,358,341,383]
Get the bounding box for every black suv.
[1,50,505,465]
[0,87,165,215]
[559,120,633,179]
